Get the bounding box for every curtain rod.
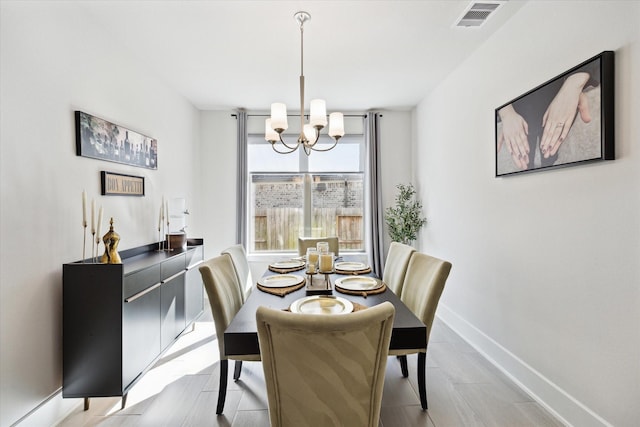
[231,113,371,118]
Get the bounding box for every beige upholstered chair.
[382,242,416,296]
[221,244,253,303]
[256,302,395,427]
[199,255,260,414]
[389,252,452,410]
[297,236,339,256]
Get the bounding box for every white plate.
[334,276,383,291]
[290,296,354,315]
[270,260,305,270]
[257,274,304,288]
[335,261,369,271]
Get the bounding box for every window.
[247,116,366,254]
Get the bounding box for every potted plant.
[384,183,427,245]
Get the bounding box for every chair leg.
[397,355,408,378]
[418,352,428,410]
[216,359,229,414]
[233,360,243,380]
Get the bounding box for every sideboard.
[62,238,204,410]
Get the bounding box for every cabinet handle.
[186,260,204,271]
[125,282,162,303]
[162,270,186,284]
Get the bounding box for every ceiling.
[77,0,526,112]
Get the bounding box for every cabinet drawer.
[124,265,161,300]
[161,254,186,281]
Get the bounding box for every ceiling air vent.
[455,1,505,28]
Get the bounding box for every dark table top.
[223,257,426,357]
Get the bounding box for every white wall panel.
[414,2,639,426]
[0,3,199,425]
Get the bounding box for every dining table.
[223,255,428,408]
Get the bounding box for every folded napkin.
[335,282,387,298]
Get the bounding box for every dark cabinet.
[160,254,186,350]
[63,240,204,408]
[123,275,161,388]
[185,245,204,324]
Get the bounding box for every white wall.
[414,2,639,426]
[0,2,200,426]
[198,111,239,259]
[378,110,415,254]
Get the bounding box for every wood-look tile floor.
[57,309,564,427]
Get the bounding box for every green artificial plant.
[384,183,427,245]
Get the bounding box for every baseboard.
[10,388,80,427]
[437,304,612,427]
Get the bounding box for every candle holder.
[316,241,329,254]
[91,231,96,261]
[322,272,332,291]
[95,235,100,264]
[303,251,333,295]
[165,219,173,251]
[82,222,87,263]
[157,227,163,252]
[305,260,333,296]
[319,251,334,274]
[305,248,318,272]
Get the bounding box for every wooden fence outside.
[253,207,363,252]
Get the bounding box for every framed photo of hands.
[495,51,614,177]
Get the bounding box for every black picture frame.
[495,51,614,177]
[100,171,145,196]
[75,111,158,170]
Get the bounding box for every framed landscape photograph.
[75,111,158,170]
[495,51,614,177]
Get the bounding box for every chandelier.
[265,11,344,155]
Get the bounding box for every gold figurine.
[101,218,122,264]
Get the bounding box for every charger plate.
[268,260,306,273]
[334,261,368,271]
[257,274,304,288]
[270,260,305,270]
[290,296,354,315]
[334,276,383,291]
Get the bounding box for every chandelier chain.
[264,11,344,155]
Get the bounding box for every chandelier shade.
[265,11,344,155]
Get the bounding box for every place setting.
[268,259,306,273]
[284,295,369,314]
[289,295,354,314]
[334,261,372,275]
[334,275,386,298]
[257,273,306,297]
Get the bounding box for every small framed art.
[101,171,145,196]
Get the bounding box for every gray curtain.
[236,109,248,246]
[365,112,384,276]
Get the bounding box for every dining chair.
[256,302,395,427]
[221,244,253,303]
[389,252,452,410]
[382,241,416,296]
[199,255,260,414]
[297,236,339,256]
